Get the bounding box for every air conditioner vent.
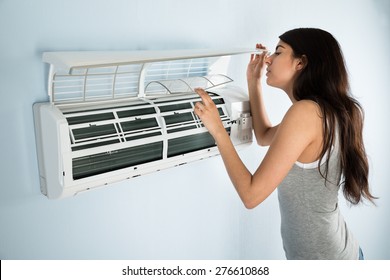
[168,132,215,158]
[64,91,230,147]
[73,142,163,180]
[159,103,192,113]
[72,123,118,141]
[117,107,156,118]
[67,112,115,125]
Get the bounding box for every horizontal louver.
[167,132,215,158]
[73,142,163,180]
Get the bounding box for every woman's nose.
[265,55,271,65]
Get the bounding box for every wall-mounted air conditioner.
[33,48,261,199]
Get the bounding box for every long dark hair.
[279,28,376,205]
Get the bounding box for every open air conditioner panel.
[49,53,231,104]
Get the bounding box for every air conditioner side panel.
[33,103,69,199]
[212,86,253,145]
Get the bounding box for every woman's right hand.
[247,43,268,84]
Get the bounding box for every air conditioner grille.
[67,112,115,125]
[121,118,159,132]
[65,92,229,152]
[71,139,121,151]
[117,107,156,118]
[159,103,192,113]
[125,132,162,142]
[73,124,118,141]
[64,92,232,179]
[73,142,163,180]
[164,112,194,126]
[167,132,215,158]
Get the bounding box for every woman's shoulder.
[277,99,323,143]
[291,99,321,111]
[284,99,322,122]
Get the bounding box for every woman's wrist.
[212,126,230,145]
[247,77,262,87]
[247,80,262,95]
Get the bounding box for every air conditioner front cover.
[34,49,257,199]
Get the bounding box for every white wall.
[0,0,388,259]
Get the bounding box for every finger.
[256,43,268,58]
[252,43,262,61]
[195,87,207,96]
[255,44,260,58]
[194,88,212,106]
[195,101,204,111]
[194,102,204,117]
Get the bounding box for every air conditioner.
[34,48,261,199]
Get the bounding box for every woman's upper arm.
[256,124,280,146]
[244,101,320,208]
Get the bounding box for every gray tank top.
[277,135,359,259]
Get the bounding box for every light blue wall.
[0,0,389,259]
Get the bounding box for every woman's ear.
[296,55,308,70]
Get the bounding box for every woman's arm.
[194,89,320,209]
[247,44,279,146]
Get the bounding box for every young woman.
[194,28,376,260]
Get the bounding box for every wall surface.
[0,0,389,259]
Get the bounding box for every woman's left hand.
[194,88,226,139]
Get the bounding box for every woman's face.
[265,40,303,94]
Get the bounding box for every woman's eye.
[274,52,281,56]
